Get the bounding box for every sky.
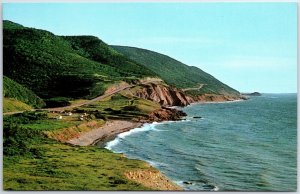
[3,3,298,93]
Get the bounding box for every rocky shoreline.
[65,106,189,190]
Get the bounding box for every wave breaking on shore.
[105,119,191,150]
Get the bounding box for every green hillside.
[3,76,45,108]
[112,46,240,96]
[3,20,156,100]
[62,36,156,77]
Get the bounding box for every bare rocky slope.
[121,81,244,108]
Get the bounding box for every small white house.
[65,112,72,116]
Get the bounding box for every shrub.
[122,105,139,111]
[3,124,45,157]
[94,112,107,121]
[45,97,71,108]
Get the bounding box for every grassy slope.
[3,20,155,100]
[112,46,240,96]
[3,76,45,108]
[4,144,153,191]
[3,112,154,190]
[3,98,32,113]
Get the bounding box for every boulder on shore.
[148,107,187,122]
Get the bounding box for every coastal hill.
[242,92,262,96]
[112,46,240,98]
[3,20,241,110]
[3,21,240,109]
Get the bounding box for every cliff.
[120,81,245,110]
[129,83,190,107]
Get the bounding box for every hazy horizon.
[3,3,297,93]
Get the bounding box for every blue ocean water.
[105,94,297,191]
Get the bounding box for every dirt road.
[182,84,206,92]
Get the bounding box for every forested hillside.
[112,46,240,96]
[3,21,156,100]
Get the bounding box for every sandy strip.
[67,120,142,146]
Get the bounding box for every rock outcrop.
[134,83,190,107]
[133,107,187,123]
[147,107,187,122]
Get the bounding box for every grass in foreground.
[3,111,154,190]
[4,142,153,190]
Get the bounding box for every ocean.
[105,94,297,191]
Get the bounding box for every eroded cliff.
[128,83,191,107]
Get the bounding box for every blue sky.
[3,3,297,93]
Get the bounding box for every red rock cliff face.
[134,83,190,107]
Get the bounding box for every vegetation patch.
[4,111,76,132]
[44,97,72,108]
[76,94,160,120]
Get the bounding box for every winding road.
[182,84,206,92]
[3,79,162,116]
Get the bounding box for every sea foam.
[105,122,158,150]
